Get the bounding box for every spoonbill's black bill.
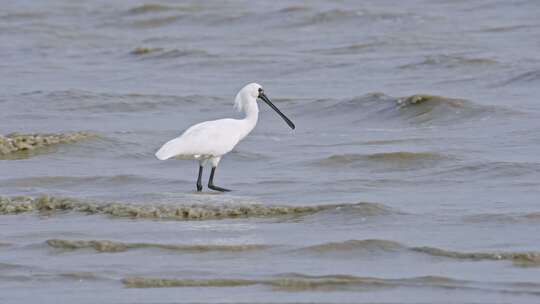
[155,83,295,192]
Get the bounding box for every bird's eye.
[258,88,263,93]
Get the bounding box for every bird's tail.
[155,137,184,160]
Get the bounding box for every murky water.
[1,0,540,303]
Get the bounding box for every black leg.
[196,166,203,192]
[208,167,231,192]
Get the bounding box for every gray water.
[1,0,540,303]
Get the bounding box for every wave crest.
[0,132,95,158]
[123,277,258,288]
[299,239,404,253]
[46,239,270,253]
[397,94,468,107]
[412,246,540,266]
[295,239,540,267]
[0,195,381,220]
[122,273,474,291]
[299,92,507,126]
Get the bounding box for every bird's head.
[234,83,262,112]
[234,83,295,129]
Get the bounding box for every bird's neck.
[241,99,259,135]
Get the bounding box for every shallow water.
[1,0,540,303]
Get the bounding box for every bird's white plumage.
[155,83,262,164]
[155,118,247,160]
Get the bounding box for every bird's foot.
[196,183,203,192]
[208,184,231,192]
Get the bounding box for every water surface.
[1,0,540,303]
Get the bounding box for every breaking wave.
[46,239,270,253]
[297,239,540,267]
[123,277,258,288]
[316,202,398,217]
[0,195,388,220]
[0,132,95,158]
[122,274,463,290]
[297,93,510,126]
[393,95,502,124]
[411,247,540,267]
[122,273,540,295]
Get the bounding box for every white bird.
[155,83,295,192]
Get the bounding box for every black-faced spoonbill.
[155,83,295,192]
